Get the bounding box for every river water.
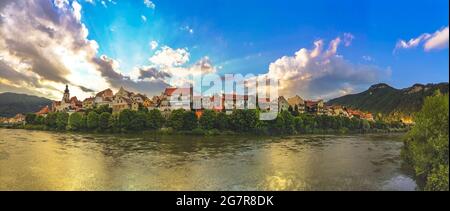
[0,128,416,191]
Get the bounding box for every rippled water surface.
[0,128,416,191]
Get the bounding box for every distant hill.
[0,92,53,117]
[327,83,449,117]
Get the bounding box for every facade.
[305,100,324,114]
[94,88,114,108]
[287,95,306,113]
[278,96,290,112]
[159,87,192,111]
[36,106,50,117]
[52,85,82,112]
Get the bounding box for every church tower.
[63,85,70,103]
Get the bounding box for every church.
[52,85,83,113]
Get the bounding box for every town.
[1,84,374,125]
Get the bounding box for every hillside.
[327,83,449,117]
[0,92,52,117]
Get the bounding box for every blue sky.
[81,0,449,89]
[0,0,448,99]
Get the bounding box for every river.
[0,128,417,191]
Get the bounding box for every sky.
[0,0,448,100]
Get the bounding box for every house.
[112,95,132,113]
[94,88,114,108]
[278,96,290,112]
[287,95,306,113]
[159,87,192,111]
[305,100,324,114]
[82,97,95,109]
[52,85,82,112]
[8,113,25,125]
[36,106,50,117]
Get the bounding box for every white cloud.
[424,26,449,51]
[141,15,147,22]
[150,40,158,50]
[267,35,389,99]
[149,46,190,67]
[395,26,449,52]
[144,0,155,9]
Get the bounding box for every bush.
[402,92,449,191]
[68,112,84,131]
[87,111,99,130]
[146,109,165,130]
[199,110,217,130]
[56,112,69,130]
[99,112,112,131]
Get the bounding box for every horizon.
[0,0,448,101]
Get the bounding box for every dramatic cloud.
[138,66,171,80]
[92,55,168,96]
[0,0,103,99]
[267,35,390,99]
[395,26,449,52]
[0,0,166,99]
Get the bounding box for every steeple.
[63,84,70,103]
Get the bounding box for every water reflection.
[0,129,416,191]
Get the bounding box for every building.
[159,87,192,111]
[287,95,306,113]
[94,88,114,108]
[82,97,95,109]
[36,106,50,117]
[278,96,290,112]
[52,85,82,112]
[305,100,324,114]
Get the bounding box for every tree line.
[24,105,406,135]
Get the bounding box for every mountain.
[327,82,449,117]
[0,92,53,117]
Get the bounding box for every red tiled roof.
[36,106,50,115]
[164,87,191,96]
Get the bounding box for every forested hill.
[327,82,449,117]
[0,92,52,117]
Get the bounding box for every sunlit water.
[0,128,416,191]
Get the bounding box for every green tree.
[87,111,99,130]
[199,110,217,130]
[146,109,165,130]
[35,115,45,125]
[230,109,258,132]
[168,109,185,131]
[45,112,58,128]
[68,112,84,131]
[402,93,449,191]
[25,113,37,125]
[130,111,146,131]
[56,112,69,130]
[118,109,133,131]
[99,112,112,131]
[182,111,198,130]
[215,112,229,130]
[95,105,112,114]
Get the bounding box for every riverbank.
[1,123,410,137]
